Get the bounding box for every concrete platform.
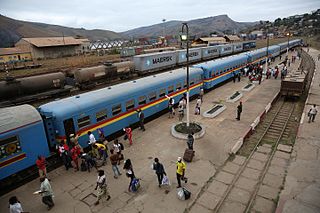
[0,53,291,213]
[276,48,320,213]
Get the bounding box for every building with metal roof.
[15,37,90,59]
[192,37,227,46]
[0,47,32,63]
[224,35,241,43]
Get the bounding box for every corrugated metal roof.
[76,38,90,43]
[199,37,226,42]
[0,47,30,56]
[21,37,82,47]
[224,35,241,41]
[0,105,42,134]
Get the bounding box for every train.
[0,41,256,102]
[0,39,302,186]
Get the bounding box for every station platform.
[276,48,320,213]
[0,52,297,213]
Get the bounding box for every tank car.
[74,63,117,89]
[0,72,65,100]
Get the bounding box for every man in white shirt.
[88,131,96,145]
[308,104,318,123]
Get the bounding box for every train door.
[63,118,75,145]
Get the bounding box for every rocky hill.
[0,15,124,48]
[122,15,257,38]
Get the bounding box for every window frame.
[159,88,166,97]
[148,91,157,101]
[77,115,91,129]
[125,99,135,111]
[112,104,122,116]
[138,95,147,105]
[96,109,108,122]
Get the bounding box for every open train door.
[63,118,75,145]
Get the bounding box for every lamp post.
[286,32,290,56]
[180,23,190,127]
[264,30,270,75]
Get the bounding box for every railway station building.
[224,35,241,43]
[15,37,90,59]
[0,47,32,64]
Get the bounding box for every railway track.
[211,99,299,212]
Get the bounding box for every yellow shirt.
[95,143,106,150]
[176,161,186,175]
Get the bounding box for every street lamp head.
[180,34,188,41]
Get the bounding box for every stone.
[190,203,213,213]
[257,146,272,154]
[252,152,269,162]
[277,144,293,153]
[196,191,221,210]
[268,165,286,177]
[206,180,228,196]
[274,151,291,160]
[242,167,261,180]
[219,200,246,213]
[253,196,276,213]
[235,176,258,192]
[263,173,284,189]
[69,187,82,198]
[258,185,279,200]
[222,162,241,174]
[227,187,251,204]
[215,171,235,185]
[247,159,266,170]
[271,157,289,167]
[232,155,247,165]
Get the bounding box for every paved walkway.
[0,53,294,213]
[276,48,320,213]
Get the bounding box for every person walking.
[58,141,72,170]
[199,88,204,102]
[97,128,106,143]
[9,196,25,213]
[166,96,175,118]
[36,155,47,178]
[113,139,123,165]
[123,127,133,145]
[178,99,184,121]
[176,157,186,188]
[232,72,236,83]
[136,109,145,131]
[187,133,194,150]
[71,145,81,171]
[237,72,241,82]
[39,177,54,210]
[94,170,111,205]
[153,158,167,187]
[110,149,122,178]
[195,96,202,115]
[308,104,318,123]
[123,159,135,192]
[236,101,243,121]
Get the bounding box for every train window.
[138,96,147,105]
[96,109,108,122]
[148,92,157,101]
[0,136,22,159]
[168,85,174,94]
[190,80,194,85]
[125,100,135,111]
[159,88,166,97]
[112,104,122,115]
[77,116,91,129]
[176,83,182,90]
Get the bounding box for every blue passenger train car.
[0,105,49,180]
[39,67,203,148]
[194,54,248,89]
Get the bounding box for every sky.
[0,0,319,32]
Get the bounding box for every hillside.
[0,14,124,48]
[122,15,257,38]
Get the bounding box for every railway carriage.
[38,67,203,148]
[267,45,281,58]
[176,48,202,65]
[218,44,233,56]
[201,46,220,60]
[0,105,49,180]
[194,54,248,89]
[233,43,243,53]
